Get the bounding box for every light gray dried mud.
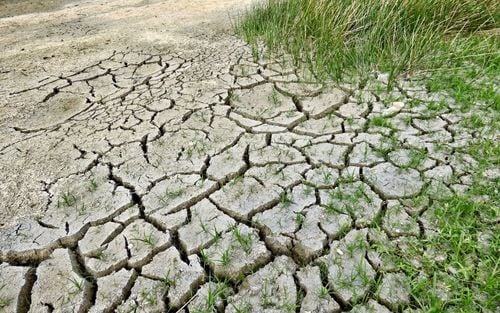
[0,0,492,311]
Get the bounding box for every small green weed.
[232,227,253,253]
[58,191,76,207]
[219,249,232,267]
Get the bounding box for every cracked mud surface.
[1,1,498,312]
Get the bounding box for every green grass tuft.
[237,0,499,83]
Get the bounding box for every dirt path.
[0,1,489,312]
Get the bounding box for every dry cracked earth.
[0,1,494,313]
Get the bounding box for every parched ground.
[0,1,498,313]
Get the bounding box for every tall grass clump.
[237,0,499,82]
